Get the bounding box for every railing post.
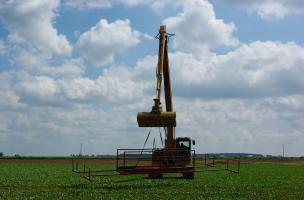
[123,152,126,168]
[89,168,91,181]
[193,150,196,168]
[116,149,119,171]
[204,154,207,166]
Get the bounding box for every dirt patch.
[1,157,303,165]
[238,158,304,165]
[0,158,116,164]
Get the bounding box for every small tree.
[0,152,3,157]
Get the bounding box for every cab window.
[177,140,190,149]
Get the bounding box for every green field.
[0,161,303,199]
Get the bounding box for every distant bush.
[0,152,3,157]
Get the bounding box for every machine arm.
[137,25,176,130]
[153,25,166,113]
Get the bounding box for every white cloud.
[59,78,95,101]
[266,95,304,110]
[1,38,304,155]
[63,0,177,10]
[62,0,304,21]
[19,76,59,103]
[0,0,72,56]
[228,0,304,20]
[118,0,150,7]
[75,19,146,66]
[167,41,304,99]
[0,72,25,110]
[16,65,143,105]
[64,0,112,9]
[277,95,304,109]
[94,67,141,101]
[172,97,304,156]
[0,0,303,156]
[10,49,85,79]
[0,39,6,56]
[163,0,238,56]
[118,0,173,10]
[52,59,85,79]
[0,90,20,109]
[0,117,8,133]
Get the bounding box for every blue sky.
[0,0,303,156]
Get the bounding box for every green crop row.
[0,162,303,199]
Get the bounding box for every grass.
[0,162,303,199]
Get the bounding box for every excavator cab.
[175,137,193,166]
[176,137,192,150]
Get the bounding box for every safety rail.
[72,151,240,181]
[116,148,196,170]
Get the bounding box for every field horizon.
[1,157,304,199]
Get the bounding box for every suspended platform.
[72,148,240,181]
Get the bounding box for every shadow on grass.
[63,176,187,191]
[63,183,173,191]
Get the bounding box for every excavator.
[137,25,195,178]
[72,25,240,180]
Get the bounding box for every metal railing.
[116,148,196,170]
[72,151,240,181]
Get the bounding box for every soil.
[0,158,116,164]
[0,157,303,165]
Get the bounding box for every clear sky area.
[0,0,303,156]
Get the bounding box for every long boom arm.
[152,25,166,112]
[161,26,174,149]
[137,25,176,149]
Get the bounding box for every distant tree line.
[69,154,115,158]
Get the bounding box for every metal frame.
[72,149,240,181]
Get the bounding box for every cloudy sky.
[0,0,303,156]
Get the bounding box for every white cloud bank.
[75,19,149,67]
[164,0,238,56]
[64,0,112,9]
[17,69,142,105]
[168,41,304,99]
[0,0,72,56]
[0,0,303,156]
[227,0,304,20]
[63,0,177,10]
[63,0,304,21]
[8,40,304,105]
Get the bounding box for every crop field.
[0,159,303,199]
